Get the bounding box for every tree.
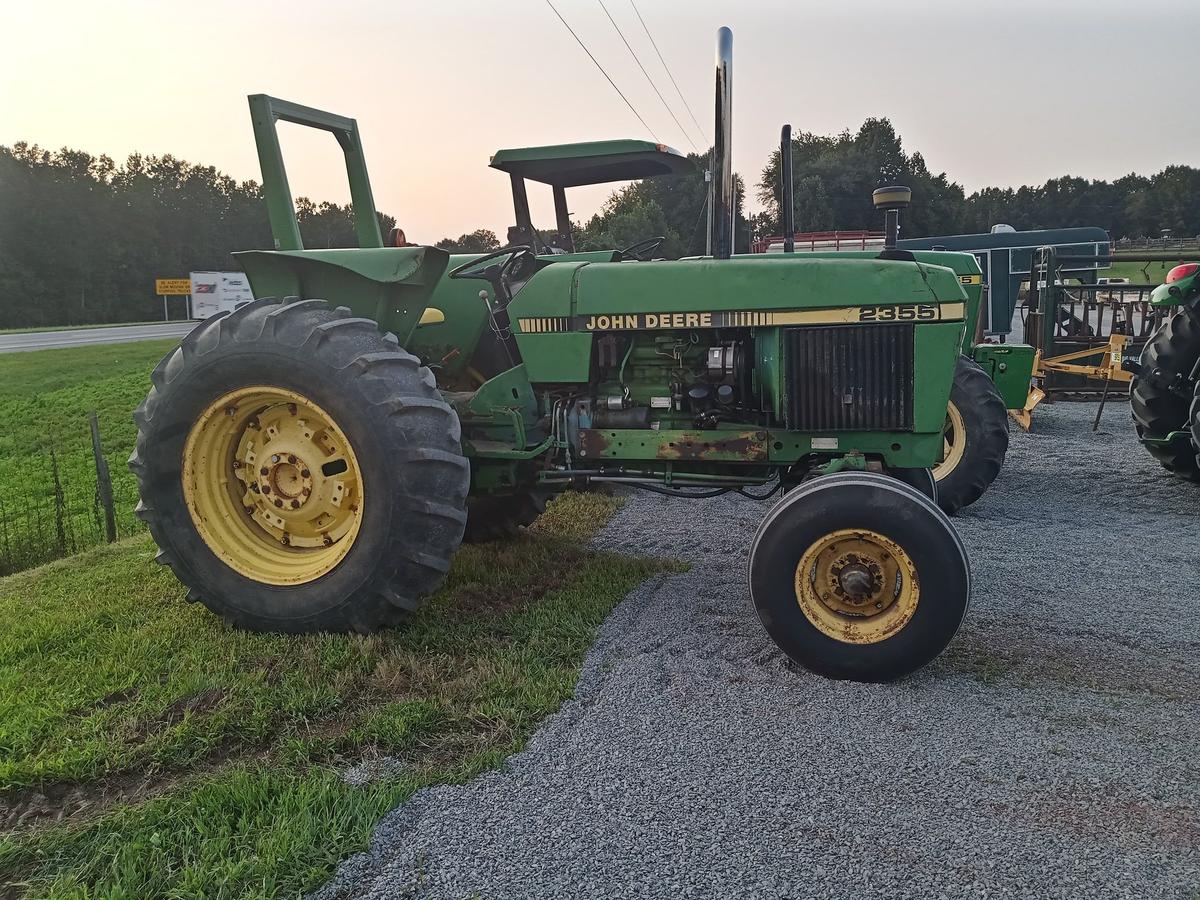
[757,119,965,238]
[574,149,752,258]
[0,143,398,328]
[435,229,500,253]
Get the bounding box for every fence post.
[89,411,118,543]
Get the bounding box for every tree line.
[3,118,1198,327]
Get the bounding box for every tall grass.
[0,340,175,575]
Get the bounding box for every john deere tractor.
[1130,261,1200,480]
[132,30,973,682]
[456,134,1013,516]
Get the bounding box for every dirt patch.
[0,736,251,835]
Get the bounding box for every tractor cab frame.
[489,140,694,254]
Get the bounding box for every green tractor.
[1130,261,1200,480]
[445,133,1015,516]
[131,30,973,682]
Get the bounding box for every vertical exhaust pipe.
[711,26,734,259]
[780,124,795,253]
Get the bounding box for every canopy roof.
[489,139,694,187]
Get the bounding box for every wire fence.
[0,414,138,577]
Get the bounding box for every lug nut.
[291,499,300,509]
[274,498,283,508]
[260,467,269,476]
[288,454,296,464]
[288,403,297,415]
[300,468,310,478]
[272,455,280,463]
[262,485,271,494]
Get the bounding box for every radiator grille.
[783,324,914,431]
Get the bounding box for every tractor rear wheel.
[1191,382,1200,473]
[933,356,1009,515]
[749,472,970,682]
[463,489,555,543]
[886,467,938,505]
[129,298,470,633]
[1130,307,1200,481]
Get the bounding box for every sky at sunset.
[3,0,1198,242]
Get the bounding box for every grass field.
[0,491,667,897]
[1101,259,1176,284]
[0,340,177,575]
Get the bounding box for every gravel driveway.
[316,402,1199,900]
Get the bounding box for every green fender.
[234,246,449,343]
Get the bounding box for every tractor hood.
[235,246,450,342]
[570,257,967,318]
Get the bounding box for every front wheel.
[749,472,970,682]
[129,298,470,633]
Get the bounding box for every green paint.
[489,140,692,187]
[235,248,448,342]
[972,343,1037,408]
[247,95,382,252]
[912,322,964,431]
[1150,267,1200,307]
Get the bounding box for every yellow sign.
[155,278,191,295]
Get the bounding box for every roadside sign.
[156,278,191,295]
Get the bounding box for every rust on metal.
[578,428,768,461]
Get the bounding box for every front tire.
[129,298,470,633]
[749,472,970,682]
[934,356,1009,515]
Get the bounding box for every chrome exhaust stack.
[710,26,734,260]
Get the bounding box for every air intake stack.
[710,27,734,259]
[873,185,912,250]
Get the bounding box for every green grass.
[0,491,670,898]
[1100,260,1176,285]
[0,340,177,575]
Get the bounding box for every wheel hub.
[794,529,920,644]
[183,386,364,585]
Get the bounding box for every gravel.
[314,401,1200,900]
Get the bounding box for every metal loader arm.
[247,94,383,251]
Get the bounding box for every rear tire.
[887,467,938,505]
[1130,308,1200,481]
[749,472,970,682]
[934,356,1009,515]
[129,298,470,633]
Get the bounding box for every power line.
[629,0,707,148]
[544,0,658,142]
[597,0,696,152]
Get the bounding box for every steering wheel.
[618,236,666,261]
[448,244,532,286]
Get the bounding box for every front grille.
[783,324,914,431]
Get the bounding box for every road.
[0,321,196,353]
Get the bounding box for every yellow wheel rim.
[182,386,365,585]
[934,402,966,483]
[794,529,919,644]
